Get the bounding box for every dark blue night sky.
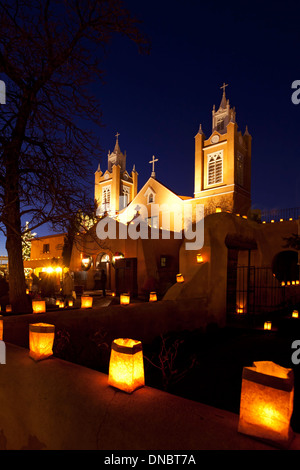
[93,0,300,211]
[2,0,300,254]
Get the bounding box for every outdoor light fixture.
[149,292,157,302]
[68,299,74,307]
[56,299,60,306]
[59,300,64,309]
[29,323,55,361]
[236,307,244,314]
[81,296,93,308]
[26,289,29,295]
[5,305,12,313]
[281,281,285,287]
[32,300,46,314]
[176,273,184,283]
[196,253,203,263]
[215,207,221,213]
[108,338,145,393]
[120,293,130,305]
[238,361,294,448]
[264,321,272,330]
[292,310,299,318]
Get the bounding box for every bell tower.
[194,84,252,216]
[95,133,138,216]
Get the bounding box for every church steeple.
[212,83,236,134]
[108,132,126,172]
[219,82,228,109]
[194,85,252,216]
[95,132,138,216]
[113,132,121,153]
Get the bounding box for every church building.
[26,85,299,324]
[94,83,252,230]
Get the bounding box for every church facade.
[94,84,252,226]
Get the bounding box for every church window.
[207,151,223,185]
[237,154,244,186]
[119,185,130,210]
[102,186,111,210]
[144,186,156,204]
[122,185,130,205]
[216,119,224,132]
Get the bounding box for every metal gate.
[227,266,287,316]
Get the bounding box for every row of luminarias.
[30,292,157,314]
[0,317,295,448]
[1,253,199,314]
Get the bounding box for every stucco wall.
[0,343,296,450]
[163,213,299,325]
[2,299,210,353]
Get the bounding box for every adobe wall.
[2,298,210,354]
[0,343,288,450]
[163,212,299,325]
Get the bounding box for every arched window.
[102,186,111,211]
[208,151,223,185]
[216,118,224,132]
[122,185,130,208]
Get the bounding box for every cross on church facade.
[149,155,158,178]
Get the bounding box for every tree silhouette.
[0,0,148,312]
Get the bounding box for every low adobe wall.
[0,343,296,450]
[1,298,213,352]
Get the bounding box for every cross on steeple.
[220,82,228,94]
[149,155,158,178]
[115,132,120,140]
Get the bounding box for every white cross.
[149,155,158,177]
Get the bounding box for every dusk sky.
[2,0,300,253]
[93,0,300,209]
